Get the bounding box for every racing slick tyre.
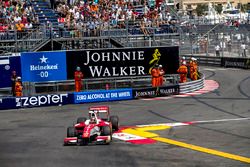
[110,115,119,131]
[77,117,87,124]
[101,126,112,144]
[67,127,76,137]
[101,126,111,136]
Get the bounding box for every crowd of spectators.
[0,0,39,33]
[0,0,179,37]
[55,0,178,36]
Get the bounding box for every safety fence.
[183,55,250,69]
[23,74,179,96]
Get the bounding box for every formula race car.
[64,106,119,146]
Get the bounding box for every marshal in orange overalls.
[15,80,23,97]
[74,68,84,92]
[189,60,195,80]
[192,60,199,80]
[177,64,188,83]
[151,67,160,87]
[158,66,165,86]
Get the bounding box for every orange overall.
[177,65,188,83]
[189,60,195,80]
[151,68,160,87]
[159,69,165,86]
[15,81,23,97]
[74,71,83,92]
[192,61,199,80]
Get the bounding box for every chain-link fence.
[179,30,250,58]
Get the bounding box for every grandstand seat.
[30,0,59,27]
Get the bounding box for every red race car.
[64,106,119,146]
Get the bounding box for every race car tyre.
[79,138,88,146]
[110,115,119,131]
[101,126,111,136]
[77,117,87,124]
[67,127,76,137]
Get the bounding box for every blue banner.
[0,97,17,110]
[0,93,71,110]
[73,89,133,103]
[21,51,67,82]
[0,56,21,88]
[15,94,69,108]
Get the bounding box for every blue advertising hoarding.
[21,51,67,82]
[0,56,21,88]
[0,97,17,110]
[0,93,70,110]
[15,94,69,108]
[73,89,133,103]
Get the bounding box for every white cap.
[159,65,162,68]
[17,76,21,80]
[182,61,186,65]
[191,57,195,60]
[182,56,186,60]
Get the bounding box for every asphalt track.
[0,66,249,167]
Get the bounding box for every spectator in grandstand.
[11,71,17,96]
[241,43,247,57]
[215,45,220,57]
[140,19,149,36]
[74,66,84,92]
[87,17,99,36]
[25,22,33,30]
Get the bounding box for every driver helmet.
[90,117,96,124]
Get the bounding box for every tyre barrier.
[0,74,205,110]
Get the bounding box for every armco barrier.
[183,55,221,67]
[73,88,133,104]
[183,55,250,69]
[0,74,206,110]
[179,73,205,94]
[221,57,250,69]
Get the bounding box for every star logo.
[40,55,48,63]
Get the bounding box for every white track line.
[136,117,250,127]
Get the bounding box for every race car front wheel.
[67,127,76,137]
[101,126,111,136]
[110,116,119,131]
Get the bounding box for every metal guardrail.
[179,73,205,94]
[184,55,221,66]
[17,74,179,96]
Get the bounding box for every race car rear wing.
[89,106,109,113]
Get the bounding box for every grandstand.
[0,0,249,56]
